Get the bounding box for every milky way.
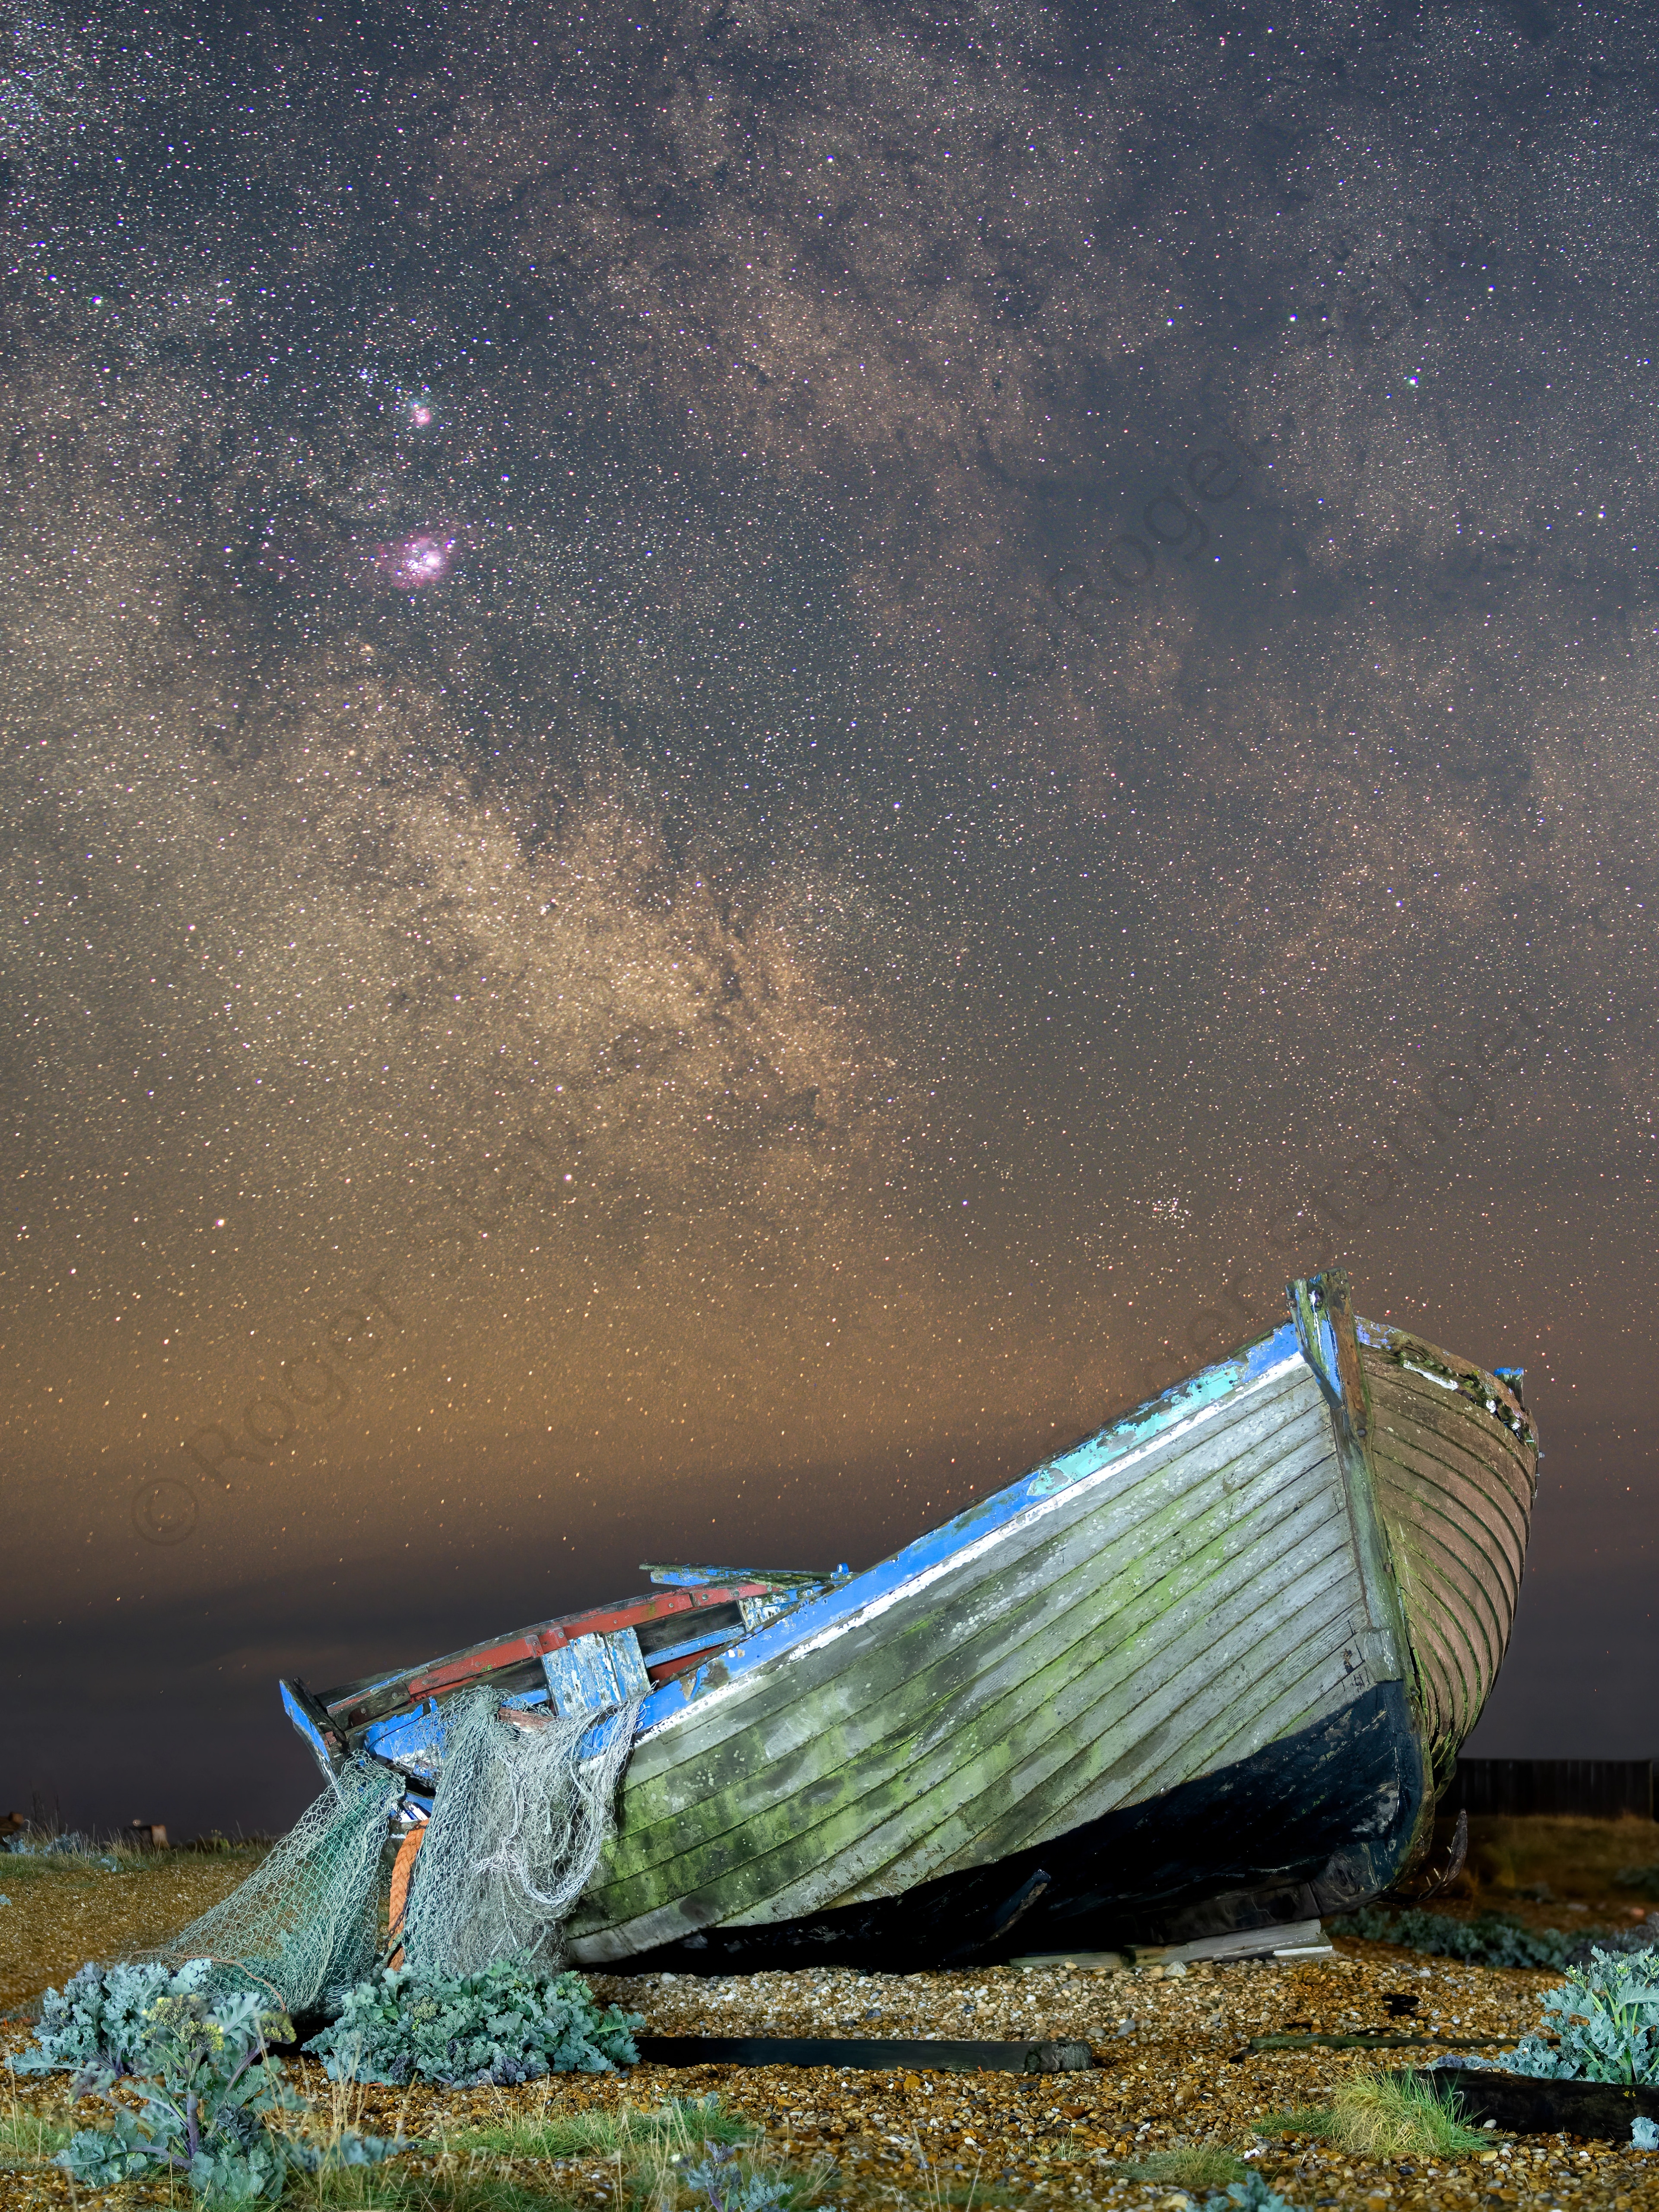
[1,0,1655,1830]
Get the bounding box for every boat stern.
[1356,1322,1538,1777]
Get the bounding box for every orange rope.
[386,1824,426,1968]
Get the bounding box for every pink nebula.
[371,531,457,591]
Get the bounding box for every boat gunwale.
[1355,1319,1535,1451]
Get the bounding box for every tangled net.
[130,1764,401,2015]
[400,1691,641,1978]
[128,1694,639,2012]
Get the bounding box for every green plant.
[1323,2071,1490,2160]
[1117,2145,1249,2189]
[1254,2107,1333,2141]
[283,2167,573,2212]
[13,1956,213,2075]
[641,2096,833,2212]
[462,2104,632,2161]
[461,2092,755,2162]
[1618,1866,1659,1899]
[1510,1946,1659,2085]
[283,2093,824,2212]
[1331,1904,1584,1969]
[306,1961,642,2086]
[1205,2172,1300,2212]
[50,1977,398,2202]
[0,2106,78,2170]
[661,2094,761,2151]
[682,2142,797,2212]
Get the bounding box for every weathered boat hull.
[566,1286,1417,1966]
[282,1270,1537,1970]
[591,1679,1423,1970]
[1358,1321,1535,1780]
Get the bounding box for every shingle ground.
[6,1862,1659,2212]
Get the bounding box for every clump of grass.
[289,2090,828,2212]
[880,2126,992,2210]
[461,2104,636,2161]
[1115,2143,1250,2188]
[461,2091,756,2163]
[1262,2070,1491,2161]
[0,2107,78,2171]
[1332,2070,1497,2160]
[289,2168,571,2212]
[1,1828,270,1881]
[1255,2105,1332,2141]
[636,2099,829,2212]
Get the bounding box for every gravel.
[7,1891,1659,2208]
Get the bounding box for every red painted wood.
[332,1584,775,1716]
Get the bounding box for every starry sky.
[3,0,1655,1839]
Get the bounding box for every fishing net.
[130,1763,402,2016]
[399,1690,642,1978]
[122,1693,638,2014]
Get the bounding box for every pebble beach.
[6,1843,1659,2211]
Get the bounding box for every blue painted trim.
[636,1625,752,1669]
[280,1680,336,1777]
[645,1564,852,1590]
[635,1319,1306,1736]
[362,1701,441,1770]
[363,1685,549,1773]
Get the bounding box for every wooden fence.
[1442,1759,1655,1821]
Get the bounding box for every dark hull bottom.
[619,1679,1426,1974]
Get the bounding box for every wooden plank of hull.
[600,1385,1344,1886]
[767,1492,1363,1919]
[567,1353,1403,1960]
[581,1377,1335,1916]
[1359,1331,1538,1766]
[588,1459,1360,1935]
[584,1367,1343,1913]
[568,1676,1425,1972]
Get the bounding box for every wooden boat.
[280,1268,1537,1969]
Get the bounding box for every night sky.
[3,0,1654,1842]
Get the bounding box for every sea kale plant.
[1331,1905,1583,1970]
[1205,2173,1302,2212]
[11,1958,189,2077]
[682,2143,796,2212]
[305,1959,642,2086]
[1510,1946,1659,2085]
[25,1967,397,2202]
